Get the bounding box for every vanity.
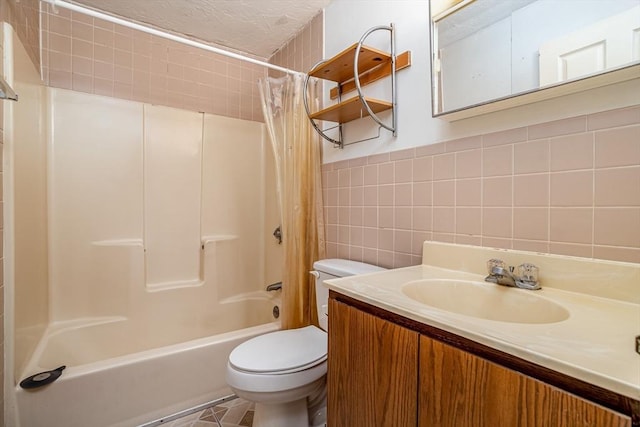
[324,242,640,426]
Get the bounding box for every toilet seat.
[229,326,327,375]
[226,326,329,394]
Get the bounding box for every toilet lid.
[229,326,327,374]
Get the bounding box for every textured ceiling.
[69,0,331,59]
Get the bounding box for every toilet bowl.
[225,259,385,427]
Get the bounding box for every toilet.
[226,259,385,427]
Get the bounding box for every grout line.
[211,406,224,427]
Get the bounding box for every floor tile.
[168,397,253,427]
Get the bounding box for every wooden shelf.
[309,96,392,123]
[329,51,411,99]
[308,43,391,83]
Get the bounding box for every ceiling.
[69,0,331,59]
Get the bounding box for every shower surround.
[10,86,281,426]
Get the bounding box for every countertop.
[324,262,640,400]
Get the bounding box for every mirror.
[430,0,640,119]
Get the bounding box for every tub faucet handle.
[266,281,282,292]
[273,226,282,244]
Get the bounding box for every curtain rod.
[40,0,303,76]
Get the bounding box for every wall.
[0,20,48,427]
[47,89,273,343]
[0,0,39,70]
[322,0,640,266]
[323,106,640,267]
[40,3,265,122]
[269,12,324,74]
[1,0,41,419]
[10,26,48,381]
[322,0,640,163]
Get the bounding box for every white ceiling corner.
[69,0,331,59]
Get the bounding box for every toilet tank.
[312,259,386,331]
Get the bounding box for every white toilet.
[226,259,385,427]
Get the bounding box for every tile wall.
[269,12,323,75]
[40,4,266,121]
[323,106,640,267]
[1,0,39,69]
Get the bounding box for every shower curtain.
[259,74,326,329]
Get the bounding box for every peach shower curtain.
[259,74,326,329]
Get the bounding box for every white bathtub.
[15,296,280,427]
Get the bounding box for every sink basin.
[402,279,569,324]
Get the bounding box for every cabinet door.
[328,299,419,427]
[419,335,631,427]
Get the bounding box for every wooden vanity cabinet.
[327,298,419,427]
[328,293,635,427]
[420,336,631,427]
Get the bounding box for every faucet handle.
[517,263,539,283]
[487,259,505,275]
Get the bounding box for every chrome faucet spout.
[491,265,516,283]
[485,260,541,290]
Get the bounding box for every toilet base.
[235,377,326,427]
[307,381,327,426]
[253,398,308,427]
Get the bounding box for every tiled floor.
[165,398,254,427]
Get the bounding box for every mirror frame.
[429,1,640,121]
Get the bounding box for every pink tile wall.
[269,12,323,74]
[1,0,40,69]
[40,4,265,121]
[323,106,640,267]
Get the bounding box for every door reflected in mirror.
[430,0,640,118]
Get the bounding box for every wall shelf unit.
[304,24,411,148]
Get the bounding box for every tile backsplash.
[323,106,640,267]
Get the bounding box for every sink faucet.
[485,259,541,290]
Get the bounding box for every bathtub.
[15,295,280,427]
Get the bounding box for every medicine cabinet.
[430,0,640,120]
